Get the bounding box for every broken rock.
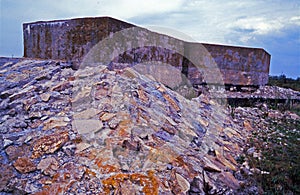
[40,93,51,102]
[13,157,36,173]
[37,156,59,176]
[73,108,100,119]
[175,173,190,193]
[43,117,69,130]
[0,164,15,191]
[32,131,69,158]
[218,171,240,190]
[5,144,30,161]
[72,119,103,135]
[99,112,116,122]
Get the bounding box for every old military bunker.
[23,17,271,89]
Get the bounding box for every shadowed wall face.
[23,17,270,86]
[200,44,270,86]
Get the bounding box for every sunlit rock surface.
[0,57,258,194]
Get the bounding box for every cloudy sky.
[0,0,299,77]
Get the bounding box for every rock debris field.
[0,58,299,194]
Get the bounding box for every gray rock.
[0,98,9,110]
[3,139,13,148]
[247,147,255,155]
[13,121,28,128]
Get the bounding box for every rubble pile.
[0,58,254,194]
[212,85,300,100]
[1,57,299,194]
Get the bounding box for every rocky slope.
[0,57,298,194]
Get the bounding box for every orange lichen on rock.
[96,162,119,174]
[77,148,98,160]
[102,173,130,194]
[173,156,194,173]
[117,119,132,137]
[102,171,159,195]
[33,184,63,195]
[85,168,97,177]
[118,127,130,137]
[144,170,159,195]
[32,131,69,158]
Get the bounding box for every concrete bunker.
[23,17,271,88]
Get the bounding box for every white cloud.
[290,16,300,25]
[49,0,185,21]
[230,17,285,35]
[99,0,185,19]
[124,0,299,45]
[4,0,298,45]
[169,0,300,46]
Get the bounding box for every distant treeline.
[268,75,300,91]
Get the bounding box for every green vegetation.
[233,74,300,194]
[246,118,300,194]
[268,75,300,92]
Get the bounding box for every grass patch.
[246,118,300,194]
[268,75,300,92]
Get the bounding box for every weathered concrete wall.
[23,17,270,86]
[186,43,270,86]
[202,44,270,85]
[23,17,134,62]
